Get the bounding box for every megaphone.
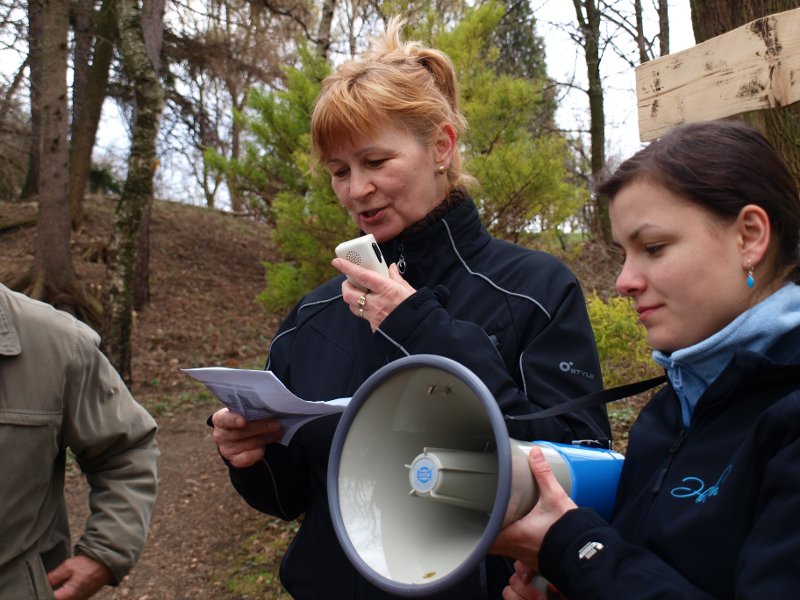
[328,354,623,597]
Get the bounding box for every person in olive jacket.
[0,283,159,600]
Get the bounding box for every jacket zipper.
[396,241,406,274]
[652,428,688,494]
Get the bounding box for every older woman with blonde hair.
[212,18,609,599]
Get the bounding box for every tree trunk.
[316,0,336,59]
[689,0,793,40]
[27,0,101,322]
[633,0,648,63]
[572,0,610,244]
[228,117,243,211]
[134,199,151,310]
[658,0,670,56]
[689,1,800,186]
[20,0,42,200]
[68,0,117,229]
[35,0,72,295]
[133,0,165,310]
[71,0,94,139]
[0,58,30,127]
[225,79,244,212]
[103,0,164,383]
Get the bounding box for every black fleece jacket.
[539,324,800,599]
[226,196,610,599]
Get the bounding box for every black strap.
[505,375,667,422]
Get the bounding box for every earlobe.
[738,204,771,267]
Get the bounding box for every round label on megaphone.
[410,457,437,493]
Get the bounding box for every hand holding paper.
[184,367,350,446]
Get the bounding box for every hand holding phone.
[334,233,390,291]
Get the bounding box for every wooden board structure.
[636,7,800,142]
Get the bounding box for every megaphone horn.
[328,354,622,597]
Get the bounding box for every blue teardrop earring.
[746,263,755,288]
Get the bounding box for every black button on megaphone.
[328,354,623,597]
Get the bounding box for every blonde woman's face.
[325,126,450,243]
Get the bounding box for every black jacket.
[539,323,800,599]
[227,197,610,599]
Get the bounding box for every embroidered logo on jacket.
[559,360,595,380]
[670,464,733,504]
[578,541,605,560]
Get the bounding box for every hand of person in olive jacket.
[212,409,284,468]
[332,259,416,332]
[490,447,578,570]
[48,554,113,600]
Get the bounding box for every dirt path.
[65,403,267,599]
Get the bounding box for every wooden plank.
[636,7,800,141]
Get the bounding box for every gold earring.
[437,165,446,175]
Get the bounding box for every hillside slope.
[1,196,281,404]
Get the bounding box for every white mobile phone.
[335,233,390,290]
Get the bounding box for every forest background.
[1,0,799,597]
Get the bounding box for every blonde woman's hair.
[310,16,475,190]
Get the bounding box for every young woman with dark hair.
[491,119,800,599]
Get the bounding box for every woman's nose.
[615,260,643,297]
[349,169,375,199]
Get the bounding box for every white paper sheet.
[183,367,350,445]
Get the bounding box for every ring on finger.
[357,294,367,318]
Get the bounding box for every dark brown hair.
[597,119,800,283]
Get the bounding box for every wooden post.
[636,7,800,142]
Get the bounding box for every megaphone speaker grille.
[344,250,363,265]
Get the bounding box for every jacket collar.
[380,193,489,274]
[0,286,22,356]
[654,283,800,426]
[690,325,800,418]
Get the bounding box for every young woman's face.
[611,180,752,353]
[325,126,451,243]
